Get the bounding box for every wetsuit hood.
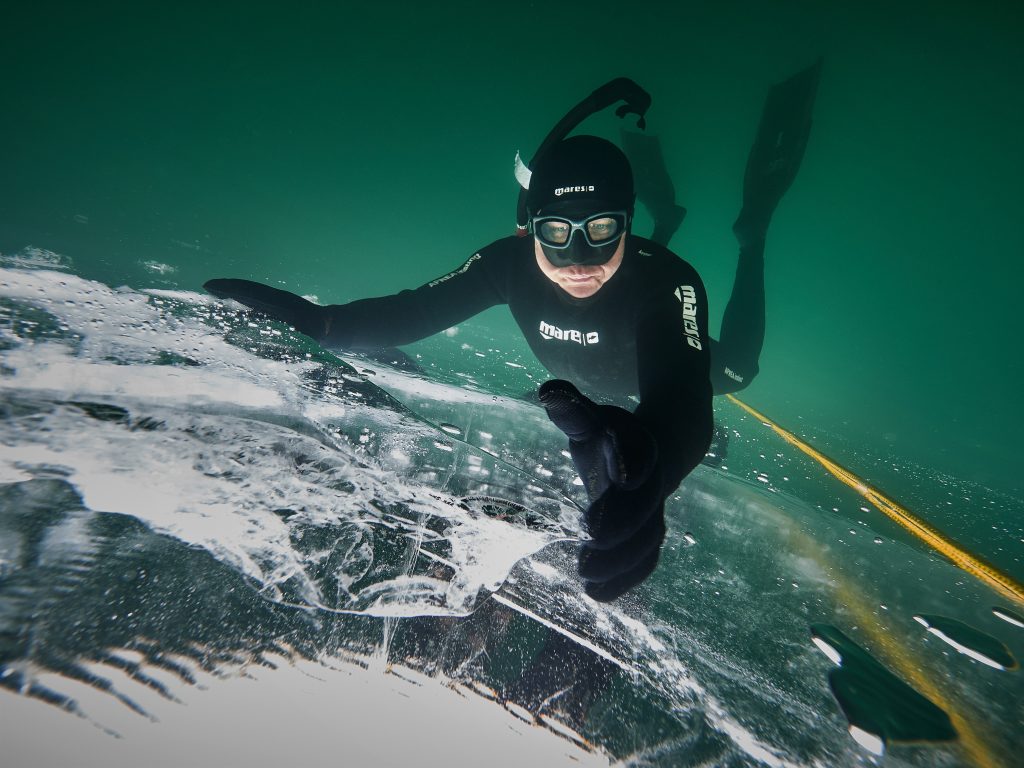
[527,136,635,267]
[526,135,635,217]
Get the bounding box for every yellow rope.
[726,394,1024,606]
[781,522,1000,767]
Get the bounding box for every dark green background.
[3,1,1022,504]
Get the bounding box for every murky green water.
[5,2,1021,494]
[2,2,1023,765]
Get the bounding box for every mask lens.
[538,220,572,245]
[585,215,621,244]
[533,211,627,249]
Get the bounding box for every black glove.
[539,380,665,602]
[204,279,327,340]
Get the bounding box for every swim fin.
[620,130,687,247]
[733,57,822,248]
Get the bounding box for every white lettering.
[427,253,482,288]
[674,285,703,351]
[724,367,744,383]
[554,185,596,197]
[539,320,599,346]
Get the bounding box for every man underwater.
[205,62,820,602]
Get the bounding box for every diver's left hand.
[204,279,327,340]
[539,380,665,602]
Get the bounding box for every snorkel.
[515,78,652,237]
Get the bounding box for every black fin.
[734,58,823,247]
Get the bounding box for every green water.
[3,0,1021,525]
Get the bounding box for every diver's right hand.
[203,279,327,340]
[539,379,665,602]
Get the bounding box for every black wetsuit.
[318,234,713,493]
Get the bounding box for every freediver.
[204,61,822,602]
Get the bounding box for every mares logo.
[427,253,481,288]
[554,185,596,197]
[539,321,599,346]
[674,285,703,350]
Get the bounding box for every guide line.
[727,395,1024,606]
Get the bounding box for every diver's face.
[534,234,625,299]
